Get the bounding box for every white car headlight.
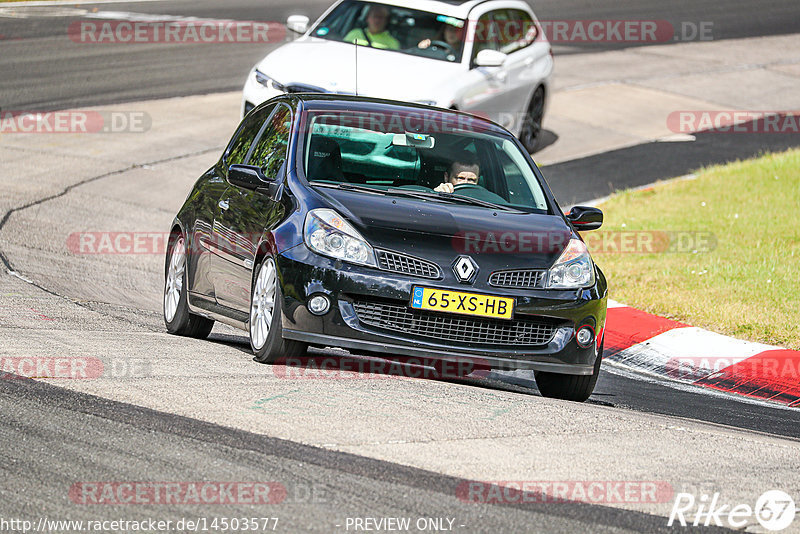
[547,238,595,289]
[254,70,285,92]
[304,208,376,267]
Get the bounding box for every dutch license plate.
[410,287,514,320]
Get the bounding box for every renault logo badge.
[453,256,478,283]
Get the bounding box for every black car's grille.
[352,300,558,346]
[489,269,547,289]
[376,250,440,279]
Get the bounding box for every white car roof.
[360,0,531,19]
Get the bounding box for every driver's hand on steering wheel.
[434,182,454,193]
[418,39,431,49]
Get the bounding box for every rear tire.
[164,234,214,339]
[249,257,307,364]
[534,342,602,402]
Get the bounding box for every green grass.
[591,149,800,349]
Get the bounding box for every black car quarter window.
[248,105,292,179]
[225,103,276,166]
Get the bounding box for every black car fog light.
[576,326,595,348]
[308,294,331,315]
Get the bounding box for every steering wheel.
[427,40,454,54]
[397,184,434,192]
[453,183,482,191]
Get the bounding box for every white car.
[242,0,553,152]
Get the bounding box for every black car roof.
[289,93,510,136]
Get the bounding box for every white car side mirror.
[474,49,508,67]
[286,15,310,35]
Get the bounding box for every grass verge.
[591,148,800,349]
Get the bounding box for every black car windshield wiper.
[386,188,522,213]
[312,182,521,212]
[447,193,523,212]
[311,182,388,195]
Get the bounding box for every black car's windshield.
[310,1,467,63]
[302,109,551,214]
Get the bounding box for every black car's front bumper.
[277,245,607,374]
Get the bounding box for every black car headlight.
[304,208,377,268]
[254,69,285,92]
[547,239,595,289]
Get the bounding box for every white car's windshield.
[310,1,467,63]
[302,110,551,213]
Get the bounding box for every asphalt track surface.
[544,118,800,206]
[0,376,735,534]
[2,0,800,110]
[2,1,800,532]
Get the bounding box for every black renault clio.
[164,94,607,401]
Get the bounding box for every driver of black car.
[434,152,480,193]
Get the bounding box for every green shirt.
[343,28,400,50]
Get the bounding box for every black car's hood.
[318,189,572,270]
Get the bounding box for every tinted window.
[472,12,500,61]
[249,105,292,178]
[226,104,276,165]
[311,1,467,63]
[302,110,550,213]
[496,9,537,54]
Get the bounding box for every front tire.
[534,342,602,402]
[164,234,214,339]
[519,86,545,154]
[249,257,307,364]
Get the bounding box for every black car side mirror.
[228,164,283,201]
[228,164,269,190]
[566,206,603,231]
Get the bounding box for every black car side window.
[225,104,276,166]
[248,105,292,179]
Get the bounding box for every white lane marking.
[84,11,236,23]
[0,0,168,7]
[6,269,35,285]
[606,299,626,309]
[0,7,88,18]
[656,133,697,142]
[0,8,237,23]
